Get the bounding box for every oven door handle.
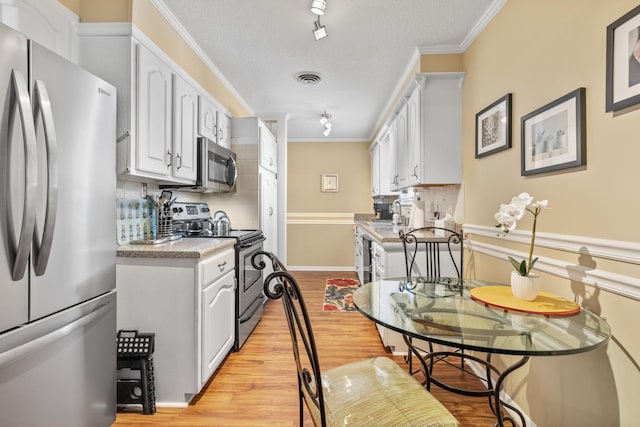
[238,294,266,324]
[239,235,266,249]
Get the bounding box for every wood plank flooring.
[113,271,497,426]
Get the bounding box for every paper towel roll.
[413,200,425,228]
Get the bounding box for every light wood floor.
[113,271,497,426]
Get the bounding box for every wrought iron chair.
[252,251,459,427]
[398,226,465,377]
[399,226,463,282]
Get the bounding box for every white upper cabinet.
[385,72,464,190]
[392,101,409,191]
[370,141,380,196]
[370,129,394,197]
[136,43,173,177]
[409,73,464,186]
[172,73,198,181]
[216,112,231,149]
[387,118,398,192]
[79,27,228,185]
[197,94,218,141]
[198,94,231,149]
[259,123,277,174]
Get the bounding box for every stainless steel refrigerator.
[0,22,117,426]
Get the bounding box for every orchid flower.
[494,193,548,276]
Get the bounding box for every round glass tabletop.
[352,277,611,356]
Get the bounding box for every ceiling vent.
[295,71,322,85]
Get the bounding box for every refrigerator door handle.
[31,80,58,276]
[8,69,38,281]
[0,299,112,369]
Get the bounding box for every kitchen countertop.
[117,237,236,259]
[356,221,461,244]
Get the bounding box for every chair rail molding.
[287,212,355,225]
[465,224,640,301]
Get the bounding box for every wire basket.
[155,204,173,238]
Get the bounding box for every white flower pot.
[510,271,541,301]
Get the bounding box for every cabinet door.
[259,124,277,173]
[201,270,235,384]
[216,112,231,149]
[393,104,409,190]
[387,119,398,191]
[136,43,172,176]
[172,73,198,182]
[370,142,380,196]
[260,170,278,256]
[197,94,217,140]
[406,86,421,186]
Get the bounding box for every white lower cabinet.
[201,269,234,384]
[116,247,235,405]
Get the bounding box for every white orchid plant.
[494,192,548,277]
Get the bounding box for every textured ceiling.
[160,0,502,141]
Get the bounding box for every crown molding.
[151,0,254,116]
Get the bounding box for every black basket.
[117,330,155,358]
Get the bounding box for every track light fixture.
[310,0,326,15]
[313,17,328,40]
[320,111,332,136]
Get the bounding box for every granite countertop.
[117,237,236,259]
[356,221,461,244]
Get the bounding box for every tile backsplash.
[116,198,155,245]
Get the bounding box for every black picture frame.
[521,88,586,176]
[475,94,512,158]
[606,5,640,111]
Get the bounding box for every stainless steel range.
[171,202,265,351]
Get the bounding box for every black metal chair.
[252,251,459,427]
[399,226,463,283]
[398,226,465,378]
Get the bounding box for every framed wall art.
[475,94,512,158]
[321,174,339,192]
[521,88,586,176]
[606,4,640,111]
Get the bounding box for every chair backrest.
[251,251,326,426]
[399,226,463,281]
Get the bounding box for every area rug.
[323,278,360,312]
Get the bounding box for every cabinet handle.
[268,207,273,216]
[218,128,224,141]
[412,165,418,179]
[218,261,227,271]
[176,153,182,170]
[166,150,172,168]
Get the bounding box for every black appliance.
[171,202,265,351]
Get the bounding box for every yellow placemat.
[470,286,580,315]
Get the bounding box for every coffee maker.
[373,199,393,221]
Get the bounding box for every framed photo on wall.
[606,5,640,111]
[475,94,512,158]
[521,88,586,176]
[321,174,339,192]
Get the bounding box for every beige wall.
[463,0,640,424]
[287,141,371,267]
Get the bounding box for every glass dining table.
[352,277,611,427]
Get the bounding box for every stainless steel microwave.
[162,137,237,193]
